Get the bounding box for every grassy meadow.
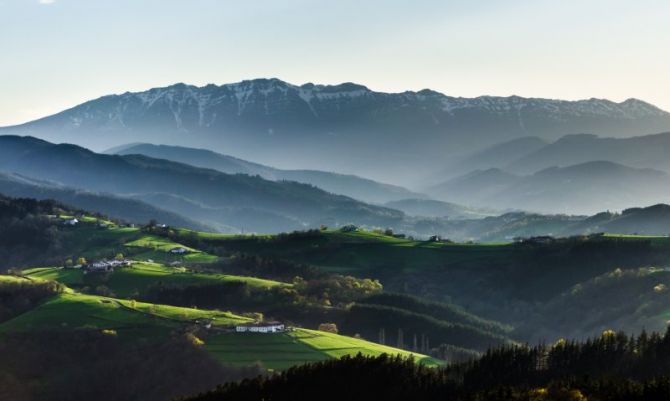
[23,262,286,298]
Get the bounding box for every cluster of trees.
[0,195,123,270]
[0,278,64,323]
[516,267,670,342]
[341,303,511,355]
[144,281,293,311]
[182,354,455,401]
[0,330,262,401]
[291,275,382,307]
[209,254,324,281]
[144,274,382,317]
[454,328,670,389]
[0,197,66,270]
[182,328,670,401]
[359,293,511,335]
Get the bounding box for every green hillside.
[23,262,285,298]
[206,328,440,370]
[124,234,219,263]
[0,277,437,369]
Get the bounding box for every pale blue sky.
[1,0,669,125]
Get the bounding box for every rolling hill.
[507,132,670,174]
[109,143,423,204]
[427,161,670,214]
[167,223,670,340]
[3,78,669,184]
[427,168,521,207]
[0,135,405,233]
[0,279,436,369]
[427,136,548,183]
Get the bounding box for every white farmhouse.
[63,218,79,226]
[170,247,188,255]
[235,321,285,333]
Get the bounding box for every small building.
[170,247,188,255]
[83,259,132,273]
[235,321,285,334]
[63,218,79,226]
[85,261,114,273]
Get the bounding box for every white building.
[84,259,132,273]
[235,322,285,333]
[170,247,188,254]
[63,218,79,226]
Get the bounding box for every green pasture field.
[23,263,287,298]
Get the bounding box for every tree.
[115,253,124,261]
[95,285,112,297]
[318,323,339,334]
[76,257,87,266]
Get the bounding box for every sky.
[1,0,669,126]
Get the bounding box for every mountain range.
[4,78,670,185]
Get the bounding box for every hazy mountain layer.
[384,198,495,219]
[428,136,548,183]
[427,161,670,214]
[0,136,404,233]
[507,132,670,174]
[0,172,210,230]
[111,143,423,204]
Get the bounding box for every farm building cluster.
[83,259,133,273]
[235,321,286,333]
